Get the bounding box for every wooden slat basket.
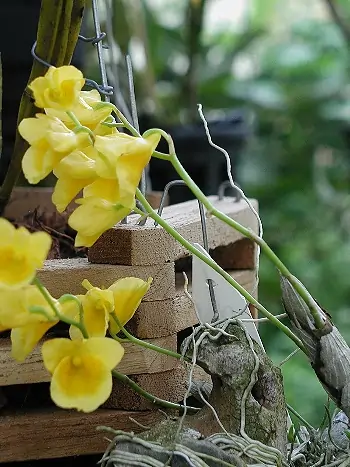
[0,195,259,463]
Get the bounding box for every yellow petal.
[69,297,111,341]
[22,144,62,184]
[45,90,112,131]
[42,338,77,373]
[94,134,137,179]
[0,217,15,236]
[83,178,120,202]
[28,76,49,108]
[116,133,160,205]
[42,336,123,374]
[93,120,118,137]
[108,277,152,334]
[30,66,85,110]
[72,287,113,339]
[18,115,50,146]
[83,337,125,369]
[50,354,112,412]
[144,132,161,151]
[54,147,98,179]
[0,285,56,328]
[0,290,35,328]
[69,198,132,247]
[74,231,105,249]
[0,324,9,332]
[46,119,89,153]
[29,230,53,268]
[52,176,94,213]
[11,320,57,361]
[0,221,51,288]
[59,295,83,320]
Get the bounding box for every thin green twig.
[111,370,199,413]
[135,192,306,353]
[33,278,88,338]
[145,128,325,331]
[110,313,186,361]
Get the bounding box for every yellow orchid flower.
[94,132,160,208]
[19,114,90,184]
[8,288,82,362]
[0,285,59,362]
[29,65,85,111]
[11,321,58,362]
[68,176,133,247]
[69,285,113,340]
[0,285,53,330]
[52,146,99,212]
[42,337,124,412]
[108,277,152,334]
[46,90,114,131]
[69,277,152,340]
[68,196,132,247]
[95,132,160,177]
[0,219,51,288]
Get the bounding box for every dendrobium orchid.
[19,65,161,247]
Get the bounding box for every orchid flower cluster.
[0,218,151,412]
[18,65,161,247]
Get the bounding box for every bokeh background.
[1,0,350,428]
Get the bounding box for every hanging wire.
[217,180,242,202]
[104,0,133,121]
[126,55,149,197]
[155,180,219,321]
[90,0,111,101]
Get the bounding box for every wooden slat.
[38,259,256,339]
[38,257,176,302]
[88,196,259,266]
[105,363,210,411]
[0,335,178,386]
[128,269,257,338]
[0,408,162,462]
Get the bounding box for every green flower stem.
[110,313,186,361]
[58,294,88,337]
[66,111,95,143]
[93,102,140,137]
[111,370,198,413]
[145,128,325,331]
[29,306,57,322]
[153,150,172,161]
[33,278,89,339]
[101,122,125,129]
[135,190,306,353]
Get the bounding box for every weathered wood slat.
[0,335,178,385]
[0,408,162,462]
[38,257,176,302]
[128,269,257,338]
[105,363,210,411]
[89,196,259,266]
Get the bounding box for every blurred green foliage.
[233,16,350,425]
[93,0,350,426]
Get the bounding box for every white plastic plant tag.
[192,243,264,349]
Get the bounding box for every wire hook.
[153,180,219,321]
